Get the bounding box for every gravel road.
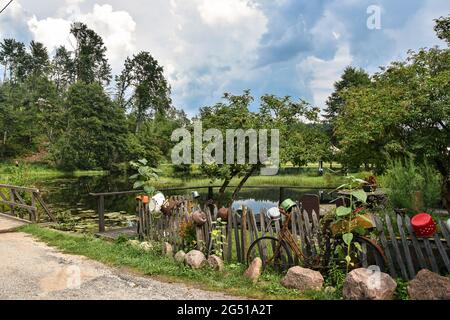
[0,231,240,300]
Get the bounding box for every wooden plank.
[438,219,450,248]
[385,214,408,279]
[295,208,307,255]
[361,242,368,268]
[422,238,439,273]
[241,207,248,262]
[232,211,241,262]
[302,209,315,256]
[247,208,255,247]
[397,214,416,279]
[374,215,397,278]
[12,189,35,219]
[0,184,39,192]
[249,208,263,261]
[259,209,268,262]
[225,207,232,262]
[34,193,56,222]
[404,215,428,270]
[9,190,15,216]
[311,210,321,254]
[0,199,37,212]
[433,232,450,274]
[0,189,8,201]
[98,195,105,233]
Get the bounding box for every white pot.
[446,219,450,232]
[149,192,165,212]
[266,207,281,221]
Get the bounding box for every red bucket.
[411,213,436,238]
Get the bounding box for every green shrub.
[383,159,441,211]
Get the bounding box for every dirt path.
[0,231,240,300]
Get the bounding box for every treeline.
[0,22,187,170]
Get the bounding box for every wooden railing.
[0,184,56,222]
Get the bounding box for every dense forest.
[0,16,449,207]
[0,22,188,170]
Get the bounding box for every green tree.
[324,66,371,123]
[28,41,50,77]
[116,51,171,133]
[0,39,29,82]
[335,18,450,209]
[51,46,76,92]
[198,91,319,204]
[51,82,128,170]
[70,22,111,85]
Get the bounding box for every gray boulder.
[343,267,397,300]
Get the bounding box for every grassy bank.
[0,162,107,185]
[152,172,372,190]
[19,224,338,300]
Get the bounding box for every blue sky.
[1,0,449,116]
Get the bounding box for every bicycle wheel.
[354,235,387,272]
[247,236,293,273]
[325,235,387,272]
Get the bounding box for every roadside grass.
[19,224,338,300]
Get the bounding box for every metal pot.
[280,198,297,212]
[192,210,207,226]
[192,191,200,199]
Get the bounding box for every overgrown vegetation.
[383,159,441,211]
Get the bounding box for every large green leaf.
[133,181,145,189]
[343,233,353,246]
[351,190,367,203]
[143,185,155,195]
[336,206,352,217]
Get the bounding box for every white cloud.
[27,17,72,51]
[383,0,449,59]
[297,43,353,109]
[26,3,136,73]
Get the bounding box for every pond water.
[33,174,337,233]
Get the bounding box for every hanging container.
[266,207,281,221]
[218,207,229,221]
[161,199,177,216]
[411,213,436,238]
[192,191,200,199]
[192,210,207,226]
[149,192,165,212]
[135,195,150,204]
[280,198,297,213]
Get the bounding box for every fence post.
[208,186,214,200]
[98,195,105,232]
[10,189,15,216]
[279,187,285,204]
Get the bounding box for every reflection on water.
[33,174,336,232]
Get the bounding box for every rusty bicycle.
[246,201,387,273]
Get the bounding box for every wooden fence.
[374,213,450,279]
[0,184,56,222]
[137,196,450,279]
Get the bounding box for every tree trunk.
[229,165,260,206]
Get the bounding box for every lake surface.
[33,174,337,232]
